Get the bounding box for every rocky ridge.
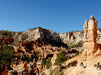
[14,27,101,46]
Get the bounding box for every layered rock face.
[14,26,101,47]
[82,16,101,59]
[14,27,68,47]
[14,27,59,42]
[60,31,84,45]
[83,16,98,50]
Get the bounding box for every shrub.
[75,41,82,47]
[46,58,52,69]
[0,30,13,37]
[67,41,83,49]
[21,52,39,63]
[55,51,68,65]
[42,72,46,75]
[49,70,53,75]
[74,51,79,57]
[0,45,14,65]
[59,72,64,75]
[42,58,47,68]
[21,56,32,63]
[32,52,39,61]
[50,66,61,75]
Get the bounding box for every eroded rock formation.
[82,16,101,59]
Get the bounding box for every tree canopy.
[0,30,13,37]
[0,45,14,65]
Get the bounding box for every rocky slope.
[14,27,60,42]
[14,27,101,46]
[60,31,84,46]
[14,27,67,47]
[45,55,101,75]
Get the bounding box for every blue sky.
[0,0,101,33]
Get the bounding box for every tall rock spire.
[83,16,99,59]
[84,16,98,43]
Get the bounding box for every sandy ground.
[44,55,101,75]
[64,66,101,75]
[64,55,101,75]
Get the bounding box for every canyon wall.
[14,26,101,46]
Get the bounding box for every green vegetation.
[49,70,53,75]
[42,58,47,68]
[42,72,46,75]
[0,30,13,37]
[46,58,52,69]
[21,52,39,63]
[55,51,68,65]
[32,52,39,62]
[74,51,79,57]
[42,58,52,69]
[21,56,32,63]
[0,30,14,66]
[59,72,64,75]
[49,66,63,75]
[0,45,14,65]
[75,41,82,47]
[66,41,83,50]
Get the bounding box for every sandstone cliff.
[14,27,84,46]
[59,31,84,46]
[14,27,59,42]
[14,27,101,47]
[14,27,67,47]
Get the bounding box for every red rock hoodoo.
[83,16,101,59]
